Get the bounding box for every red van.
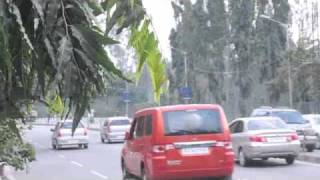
[121,104,234,180]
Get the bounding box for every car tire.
[316,135,320,149]
[101,137,105,143]
[218,175,232,180]
[121,159,133,180]
[141,167,149,180]
[238,149,250,167]
[306,145,315,152]
[84,144,88,149]
[285,156,295,165]
[52,143,56,150]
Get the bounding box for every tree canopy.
[0,0,167,169]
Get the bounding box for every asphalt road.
[14,126,320,180]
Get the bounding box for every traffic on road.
[12,105,320,180]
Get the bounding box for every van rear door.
[159,109,230,170]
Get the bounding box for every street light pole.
[183,53,189,104]
[260,14,293,107]
[125,81,129,116]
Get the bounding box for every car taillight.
[288,133,299,141]
[250,136,266,142]
[152,144,174,154]
[58,131,62,137]
[216,141,233,150]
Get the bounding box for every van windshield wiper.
[166,129,221,136]
[166,129,195,136]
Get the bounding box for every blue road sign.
[179,87,192,100]
[122,91,131,102]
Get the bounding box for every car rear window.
[110,119,130,126]
[248,119,287,130]
[163,109,222,136]
[271,111,305,124]
[60,122,84,129]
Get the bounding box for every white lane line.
[58,154,66,159]
[90,170,109,179]
[70,161,84,167]
[296,160,320,167]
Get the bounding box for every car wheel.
[239,149,250,167]
[101,137,105,143]
[218,175,232,180]
[316,135,320,149]
[285,156,295,165]
[107,138,112,144]
[121,160,132,179]
[141,167,149,180]
[84,144,88,149]
[306,145,315,152]
[52,142,56,150]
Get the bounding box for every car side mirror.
[50,128,54,132]
[304,119,310,124]
[124,131,131,141]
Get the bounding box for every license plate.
[267,137,287,143]
[68,140,79,144]
[181,147,209,156]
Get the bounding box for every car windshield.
[60,122,83,129]
[110,120,130,126]
[248,119,287,131]
[272,111,306,124]
[163,109,222,136]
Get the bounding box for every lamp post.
[260,14,293,108]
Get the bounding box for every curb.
[297,152,320,164]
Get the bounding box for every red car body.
[121,104,234,180]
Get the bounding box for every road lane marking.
[70,161,84,167]
[90,170,108,179]
[58,154,66,159]
[296,160,320,167]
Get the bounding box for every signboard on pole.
[122,91,131,102]
[179,87,192,100]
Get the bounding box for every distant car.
[229,117,300,167]
[251,106,318,152]
[303,114,320,149]
[121,104,234,180]
[51,120,89,150]
[100,117,131,143]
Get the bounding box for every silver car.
[51,120,89,150]
[100,117,131,143]
[251,107,318,152]
[303,114,320,149]
[229,117,300,167]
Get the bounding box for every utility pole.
[287,27,293,108]
[260,15,293,107]
[125,81,129,117]
[183,53,190,104]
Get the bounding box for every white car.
[303,114,320,149]
[51,120,89,150]
[100,117,131,143]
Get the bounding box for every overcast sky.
[142,0,175,60]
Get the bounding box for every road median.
[297,150,320,164]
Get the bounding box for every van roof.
[135,104,221,114]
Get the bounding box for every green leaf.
[57,36,73,70]
[30,0,45,23]
[6,0,34,50]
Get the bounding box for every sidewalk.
[297,150,320,164]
